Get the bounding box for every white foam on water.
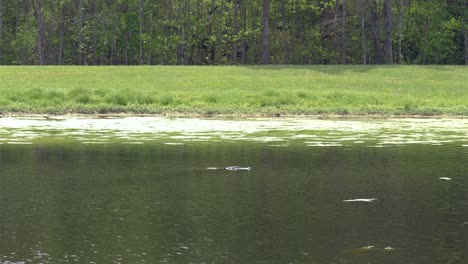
[0,117,466,146]
[6,142,33,145]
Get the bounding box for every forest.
[0,0,466,65]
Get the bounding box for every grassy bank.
[0,65,467,116]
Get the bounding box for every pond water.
[0,117,467,264]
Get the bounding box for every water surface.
[0,117,467,264]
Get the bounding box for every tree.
[0,0,464,65]
[77,0,85,65]
[34,0,45,65]
[464,0,467,64]
[262,0,269,64]
[397,0,403,63]
[0,0,3,62]
[384,0,393,64]
[341,0,346,64]
[139,0,144,64]
[367,0,382,64]
[359,3,367,64]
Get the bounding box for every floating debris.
[439,177,452,181]
[343,198,377,203]
[346,245,397,255]
[361,245,375,250]
[207,166,252,171]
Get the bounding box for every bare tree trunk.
[176,1,183,65]
[58,6,64,64]
[241,0,247,64]
[92,0,98,65]
[383,0,393,64]
[100,15,106,64]
[0,0,3,62]
[367,0,381,64]
[15,1,20,35]
[77,0,84,65]
[139,0,144,65]
[110,14,116,65]
[147,12,153,65]
[233,0,239,64]
[262,0,270,64]
[35,0,45,65]
[333,2,340,63]
[341,0,346,64]
[464,0,467,65]
[183,1,190,64]
[398,0,403,63]
[281,0,289,63]
[360,3,367,64]
[125,32,129,65]
[296,0,304,63]
[422,17,429,64]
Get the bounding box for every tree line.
[0,0,466,65]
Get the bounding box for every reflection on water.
[0,117,467,264]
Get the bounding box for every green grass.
[0,65,467,116]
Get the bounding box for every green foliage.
[0,0,465,65]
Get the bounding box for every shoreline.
[0,112,466,120]
[1,66,466,119]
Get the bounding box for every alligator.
[207,166,251,171]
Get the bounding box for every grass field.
[0,65,467,116]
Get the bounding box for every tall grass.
[0,65,466,116]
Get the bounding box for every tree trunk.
[241,0,247,64]
[0,0,3,62]
[341,0,347,64]
[77,0,84,65]
[139,0,144,65]
[367,0,381,64]
[147,12,153,65]
[360,3,367,64]
[422,17,429,64]
[110,14,116,65]
[125,32,129,65]
[183,1,190,64]
[398,0,403,64]
[281,0,289,63]
[233,0,239,64]
[296,0,304,63]
[15,1,19,35]
[383,0,393,64]
[464,0,467,65]
[58,6,64,65]
[35,0,45,65]
[333,1,340,63]
[262,0,270,64]
[92,0,98,65]
[176,1,184,65]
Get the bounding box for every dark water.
[1,140,467,264]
